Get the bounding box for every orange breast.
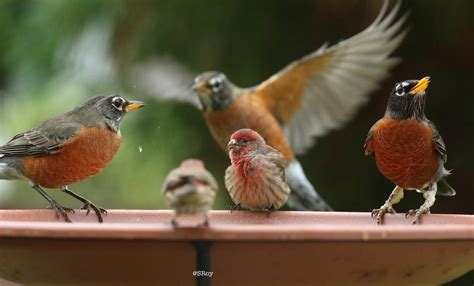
[204,95,293,161]
[371,118,439,189]
[21,127,121,188]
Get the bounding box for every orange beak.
[410,77,430,94]
[125,100,145,112]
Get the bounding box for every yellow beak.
[192,82,210,95]
[125,100,145,112]
[410,77,430,94]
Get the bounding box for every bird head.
[227,129,267,157]
[385,77,430,121]
[180,159,205,170]
[77,94,145,133]
[192,71,234,112]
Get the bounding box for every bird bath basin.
[0,210,472,286]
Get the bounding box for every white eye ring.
[209,76,223,93]
[112,97,125,110]
[395,84,404,96]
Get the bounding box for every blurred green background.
[0,0,472,284]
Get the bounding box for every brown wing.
[428,121,447,163]
[263,145,288,182]
[364,128,374,157]
[252,0,407,155]
[0,119,81,157]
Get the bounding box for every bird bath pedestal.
[0,210,472,286]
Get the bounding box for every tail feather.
[437,178,456,196]
[285,160,333,211]
[0,158,23,180]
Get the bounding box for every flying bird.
[132,0,408,211]
[364,77,455,224]
[0,94,145,222]
[162,159,218,227]
[225,129,291,211]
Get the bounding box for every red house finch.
[225,129,291,211]
[135,1,407,211]
[0,95,144,222]
[162,159,218,227]
[365,77,455,224]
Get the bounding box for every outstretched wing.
[130,57,201,108]
[0,120,81,157]
[253,0,408,155]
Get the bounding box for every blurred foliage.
[0,0,472,284]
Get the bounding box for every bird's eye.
[395,84,404,96]
[209,76,223,93]
[112,97,125,110]
[241,139,248,145]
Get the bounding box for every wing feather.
[0,121,81,157]
[253,0,408,154]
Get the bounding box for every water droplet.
[138,146,143,153]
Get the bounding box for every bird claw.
[371,206,396,225]
[81,201,107,223]
[200,219,210,228]
[264,206,275,218]
[228,203,242,212]
[47,203,74,223]
[171,218,179,228]
[405,208,430,224]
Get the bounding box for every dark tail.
[436,178,456,196]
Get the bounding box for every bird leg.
[171,213,179,228]
[406,184,437,225]
[372,185,404,224]
[31,184,74,223]
[264,206,275,218]
[61,187,107,223]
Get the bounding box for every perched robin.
[162,159,218,227]
[225,129,291,211]
[136,0,408,211]
[364,77,455,224]
[0,94,145,223]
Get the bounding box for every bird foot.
[405,208,430,224]
[228,203,242,212]
[264,206,275,218]
[371,205,396,225]
[171,218,179,228]
[200,219,210,228]
[47,203,75,223]
[81,201,107,223]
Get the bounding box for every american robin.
[162,159,218,227]
[225,129,291,211]
[0,94,145,222]
[364,77,455,224]
[139,0,408,211]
